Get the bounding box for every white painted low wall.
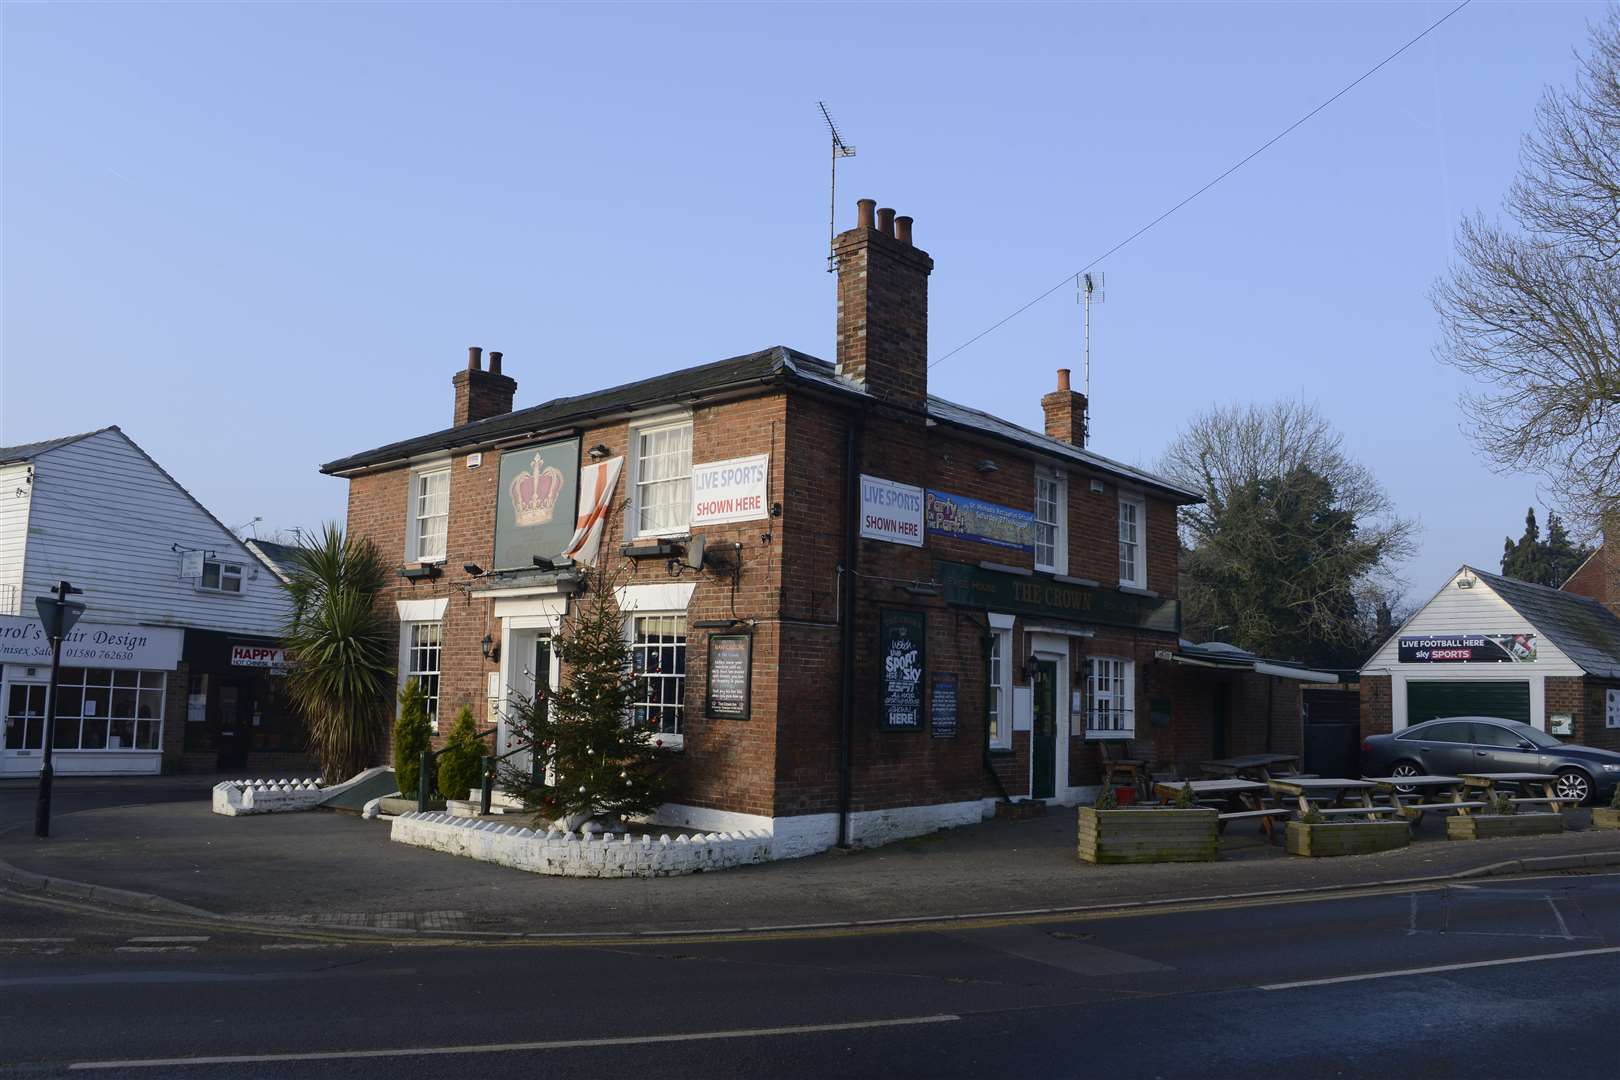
[390,812,773,878]
[212,778,325,816]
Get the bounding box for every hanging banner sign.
[925,490,1035,553]
[691,454,770,526]
[1397,634,1537,664]
[0,615,183,670]
[880,609,926,730]
[859,475,924,547]
[930,675,958,739]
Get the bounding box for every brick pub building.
[323,199,1329,852]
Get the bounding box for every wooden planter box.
[1591,807,1620,831]
[1285,820,1409,857]
[1078,807,1218,864]
[1446,813,1565,840]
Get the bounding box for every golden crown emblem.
[509,452,564,527]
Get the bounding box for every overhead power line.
[929,0,1475,370]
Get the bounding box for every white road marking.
[127,936,209,943]
[1259,946,1620,990]
[68,1014,962,1070]
[114,946,197,954]
[0,937,73,943]
[260,943,345,951]
[1547,897,1573,941]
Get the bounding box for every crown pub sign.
[494,437,581,570]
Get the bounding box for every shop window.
[402,621,443,731]
[987,629,1012,750]
[1086,657,1134,739]
[1118,495,1146,589]
[629,614,686,746]
[408,464,450,564]
[199,559,244,594]
[7,668,166,752]
[3,683,47,750]
[1035,468,1066,574]
[629,419,693,538]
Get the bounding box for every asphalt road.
[3,870,1617,1079]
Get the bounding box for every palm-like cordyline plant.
[282,524,394,782]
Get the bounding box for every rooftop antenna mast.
[819,101,856,272]
[1079,271,1105,444]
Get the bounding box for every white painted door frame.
[1028,634,1070,802]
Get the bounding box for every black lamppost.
[34,580,85,839]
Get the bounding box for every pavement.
[3,776,1619,936]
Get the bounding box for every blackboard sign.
[931,675,958,738]
[880,609,926,730]
[705,633,751,720]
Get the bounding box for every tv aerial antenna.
[819,101,856,272]
[1078,271,1105,437]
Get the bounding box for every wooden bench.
[1219,808,1291,822]
[1313,806,1400,817]
[1507,797,1563,806]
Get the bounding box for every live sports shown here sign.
[691,454,770,526]
[0,616,183,671]
[1397,634,1537,663]
[859,475,924,547]
[879,609,926,730]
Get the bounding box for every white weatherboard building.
[0,427,303,776]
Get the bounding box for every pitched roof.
[0,427,115,465]
[1474,566,1620,680]
[321,347,1202,502]
[245,539,301,584]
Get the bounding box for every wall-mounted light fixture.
[481,634,499,662]
[463,563,484,577]
[976,459,999,475]
[587,444,611,460]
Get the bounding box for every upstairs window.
[631,420,693,538]
[1035,468,1066,574]
[1118,495,1146,589]
[199,560,243,594]
[410,465,450,563]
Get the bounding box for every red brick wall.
[1360,674,1393,739]
[1580,679,1619,751]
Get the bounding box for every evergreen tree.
[436,706,486,803]
[499,557,668,828]
[392,678,432,797]
[1501,507,1595,587]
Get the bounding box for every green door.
[1031,660,1058,800]
[1407,681,1531,725]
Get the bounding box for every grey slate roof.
[0,427,114,465]
[321,347,1202,503]
[245,539,302,583]
[1475,566,1620,680]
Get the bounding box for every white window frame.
[627,417,694,540]
[987,627,1013,750]
[1085,656,1135,739]
[399,620,443,733]
[197,558,244,594]
[3,669,166,752]
[1034,467,1067,574]
[626,611,687,749]
[1118,493,1146,589]
[407,462,451,564]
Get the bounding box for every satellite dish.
[684,536,706,571]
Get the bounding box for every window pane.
[222,566,243,593]
[83,685,109,719]
[415,469,450,561]
[86,668,112,687]
[80,716,108,749]
[109,717,135,749]
[140,671,165,690]
[635,424,693,535]
[1472,723,1524,747]
[114,671,139,688]
[53,715,82,749]
[137,689,163,719]
[111,688,137,718]
[136,719,161,749]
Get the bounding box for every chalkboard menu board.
[880,610,926,730]
[705,633,752,720]
[930,675,957,739]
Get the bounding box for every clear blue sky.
[2,2,1606,599]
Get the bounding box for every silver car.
[1361,716,1620,805]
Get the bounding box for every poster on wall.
[1397,634,1536,663]
[1608,688,1619,729]
[924,491,1035,553]
[930,675,957,738]
[880,609,926,730]
[691,454,770,526]
[859,475,924,547]
[493,437,581,570]
[705,633,752,720]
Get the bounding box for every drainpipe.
[836,417,863,848]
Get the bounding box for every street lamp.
[34,580,85,839]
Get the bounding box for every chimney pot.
[468,346,483,371]
[876,207,896,237]
[894,216,913,245]
[1056,368,1070,391]
[488,350,503,375]
[856,198,876,230]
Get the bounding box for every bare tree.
[1433,11,1620,533]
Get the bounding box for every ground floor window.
[1086,657,1135,738]
[402,622,443,732]
[629,614,686,744]
[987,629,1012,749]
[3,669,165,751]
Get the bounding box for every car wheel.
[1390,761,1424,795]
[1554,769,1592,806]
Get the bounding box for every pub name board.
[933,561,1180,634]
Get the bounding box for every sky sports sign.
[691,454,770,526]
[1398,633,1537,664]
[859,474,924,547]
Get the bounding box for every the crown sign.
[509,453,564,527]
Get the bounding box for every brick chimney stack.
[452,345,517,426]
[1040,368,1089,447]
[833,197,934,409]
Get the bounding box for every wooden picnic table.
[1267,777,1399,823]
[1155,778,1289,840]
[1201,754,1303,782]
[1457,772,1568,816]
[1361,775,1477,821]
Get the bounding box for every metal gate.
[1302,689,1361,777]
